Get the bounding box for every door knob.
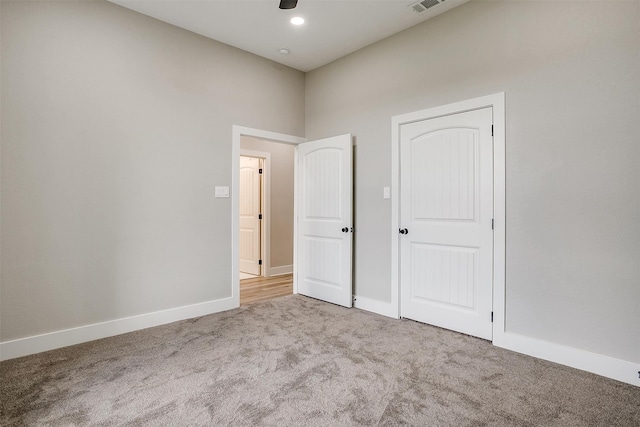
[399,228,408,235]
[342,227,349,233]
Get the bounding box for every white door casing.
[399,107,494,340]
[239,156,262,276]
[296,134,353,308]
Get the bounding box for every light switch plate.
[215,186,230,198]
[383,187,390,199]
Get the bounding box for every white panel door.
[239,156,262,276]
[297,134,353,308]
[400,108,493,340]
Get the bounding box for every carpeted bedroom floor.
[1,295,639,426]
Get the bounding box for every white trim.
[292,148,299,295]
[0,297,236,361]
[391,92,506,325]
[268,264,293,276]
[390,113,400,319]
[240,149,271,277]
[353,296,396,318]
[495,332,640,387]
[232,126,305,302]
[491,95,507,343]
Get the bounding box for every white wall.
[306,0,640,364]
[240,136,295,272]
[0,1,304,342]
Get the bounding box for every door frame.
[390,92,506,343]
[240,151,269,277]
[232,126,305,307]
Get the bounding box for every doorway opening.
[232,126,305,307]
[232,127,354,309]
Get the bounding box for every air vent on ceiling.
[410,0,444,14]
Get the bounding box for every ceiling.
[109,0,469,72]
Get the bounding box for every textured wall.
[1,1,304,341]
[305,1,640,363]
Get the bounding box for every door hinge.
[259,168,263,174]
[258,259,262,265]
[259,213,263,220]
[491,219,494,230]
[491,125,494,136]
[491,311,494,323]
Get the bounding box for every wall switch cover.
[215,186,230,198]
[383,187,390,199]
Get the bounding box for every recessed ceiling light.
[290,17,305,26]
[279,48,290,55]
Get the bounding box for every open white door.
[239,156,262,276]
[296,134,353,308]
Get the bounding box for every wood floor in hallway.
[240,273,293,305]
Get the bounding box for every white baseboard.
[353,295,398,319]
[494,331,640,387]
[3,295,637,387]
[267,264,293,277]
[0,297,237,361]
[355,296,639,386]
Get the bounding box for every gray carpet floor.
[1,295,639,426]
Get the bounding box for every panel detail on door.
[303,236,342,288]
[304,148,342,220]
[410,244,477,309]
[239,229,257,260]
[297,134,353,308]
[412,129,477,221]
